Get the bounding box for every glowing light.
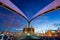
[7,32,9,35]
[27,33,30,35]
[25,32,27,33]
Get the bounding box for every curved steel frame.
[0,2,29,22]
[30,6,60,22]
[0,2,60,27]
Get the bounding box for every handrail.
[0,2,29,22]
[30,6,60,22]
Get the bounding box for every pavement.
[17,35,40,40]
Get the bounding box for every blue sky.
[0,6,27,32]
[31,9,60,33]
[10,0,54,20]
[0,0,60,32]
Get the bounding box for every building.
[23,26,34,35]
[45,30,53,37]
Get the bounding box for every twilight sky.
[31,9,60,33]
[0,0,60,33]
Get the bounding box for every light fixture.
[27,33,30,35]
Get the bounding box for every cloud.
[51,23,60,28]
[54,23,60,27]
